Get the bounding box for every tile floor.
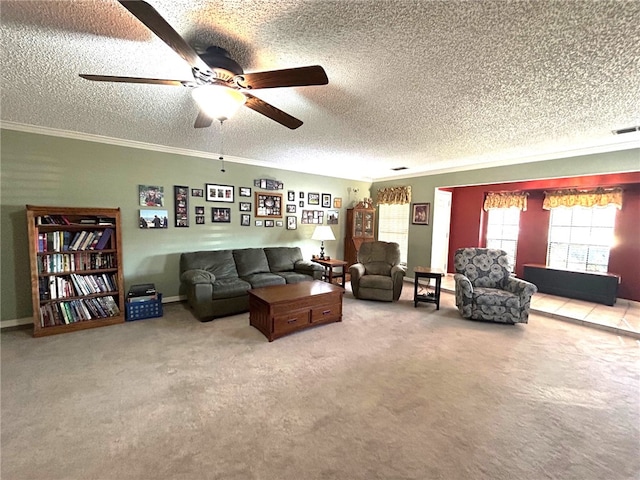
[437,274,640,339]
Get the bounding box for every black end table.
[413,266,445,310]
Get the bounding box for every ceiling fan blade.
[243,94,303,129]
[79,74,195,87]
[234,66,328,90]
[194,110,213,128]
[118,0,211,74]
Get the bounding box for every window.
[377,203,409,264]
[547,205,616,273]
[486,208,520,270]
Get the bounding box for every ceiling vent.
[391,166,408,171]
[613,126,639,135]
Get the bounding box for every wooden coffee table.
[248,280,344,341]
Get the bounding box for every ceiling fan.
[79,0,328,129]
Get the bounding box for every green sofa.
[180,247,324,320]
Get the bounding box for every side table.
[311,258,348,288]
[414,266,445,310]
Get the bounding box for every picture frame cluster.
[137,181,344,231]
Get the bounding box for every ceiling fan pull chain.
[219,120,226,173]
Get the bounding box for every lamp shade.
[191,85,246,121]
[311,225,336,241]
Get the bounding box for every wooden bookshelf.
[26,205,125,337]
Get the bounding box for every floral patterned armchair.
[453,248,537,324]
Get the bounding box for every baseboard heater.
[523,264,620,306]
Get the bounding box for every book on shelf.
[94,228,113,250]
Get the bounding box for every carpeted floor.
[2,287,639,480]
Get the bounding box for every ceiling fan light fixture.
[191,85,246,121]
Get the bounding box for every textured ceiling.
[1,0,639,181]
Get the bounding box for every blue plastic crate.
[126,293,163,321]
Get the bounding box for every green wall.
[0,129,371,323]
[372,149,640,279]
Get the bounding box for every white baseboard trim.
[1,295,185,330]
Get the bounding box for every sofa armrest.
[294,260,324,279]
[180,269,216,285]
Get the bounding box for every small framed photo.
[239,187,252,197]
[327,210,339,225]
[139,209,168,229]
[333,197,342,208]
[412,203,430,225]
[195,215,205,224]
[255,220,263,227]
[239,202,251,212]
[288,190,295,201]
[212,207,231,223]
[206,184,234,203]
[299,200,304,208]
[240,213,251,226]
[264,220,275,227]
[286,204,297,213]
[191,188,204,197]
[322,193,331,208]
[287,216,297,230]
[299,191,305,199]
[174,185,189,227]
[195,206,205,215]
[139,185,164,207]
[276,220,284,227]
[308,192,320,205]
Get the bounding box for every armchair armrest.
[453,273,473,315]
[504,277,538,301]
[349,263,365,297]
[180,269,216,285]
[390,265,406,300]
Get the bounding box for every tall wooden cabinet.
[26,205,125,337]
[344,201,376,267]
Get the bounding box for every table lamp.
[311,225,335,260]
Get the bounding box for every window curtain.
[543,187,623,210]
[483,191,528,211]
[377,186,411,205]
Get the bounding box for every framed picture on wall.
[411,203,430,225]
[239,187,252,197]
[287,216,297,230]
[255,192,282,218]
[212,207,231,223]
[308,192,320,205]
[206,184,234,203]
[240,214,250,226]
[139,209,168,229]
[174,185,189,227]
[139,185,164,207]
[322,193,331,208]
[191,188,204,197]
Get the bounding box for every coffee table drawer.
[273,309,311,335]
[310,302,341,324]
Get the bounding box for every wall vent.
[613,126,639,135]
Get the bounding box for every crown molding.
[0,121,371,182]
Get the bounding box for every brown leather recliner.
[349,241,406,301]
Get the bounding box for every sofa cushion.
[275,271,313,284]
[359,274,394,289]
[242,272,286,288]
[181,250,238,279]
[233,248,271,277]
[264,247,303,272]
[212,278,252,300]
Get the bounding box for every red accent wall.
[448,172,640,302]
